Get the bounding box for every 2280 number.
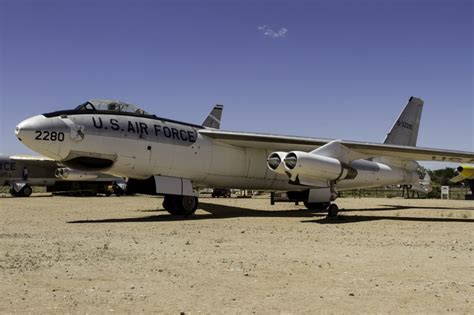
[34,131,65,141]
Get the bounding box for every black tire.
[165,196,198,216]
[327,204,339,217]
[164,199,182,215]
[113,187,124,197]
[10,188,18,197]
[304,202,330,210]
[181,196,198,214]
[20,185,32,197]
[162,196,173,211]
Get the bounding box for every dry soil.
[1,195,473,314]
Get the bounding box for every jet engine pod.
[55,168,99,181]
[283,151,357,181]
[267,151,288,175]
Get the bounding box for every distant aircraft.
[450,165,474,183]
[15,97,474,215]
[0,155,126,196]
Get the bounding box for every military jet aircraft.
[450,165,474,198]
[0,155,126,196]
[450,165,474,183]
[15,97,474,216]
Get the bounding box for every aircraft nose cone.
[15,116,38,142]
[15,115,71,160]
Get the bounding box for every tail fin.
[383,97,423,147]
[202,104,223,129]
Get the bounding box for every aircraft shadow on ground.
[2,194,53,198]
[341,204,474,212]
[68,203,322,224]
[67,202,473,224]
[303,214,473,224]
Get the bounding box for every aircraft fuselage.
[16,110,418,191]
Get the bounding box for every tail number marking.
[396,120,414,130]
[35,131,65,141]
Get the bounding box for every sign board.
[441,186,449,199]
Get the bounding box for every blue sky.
[1,0,472,169]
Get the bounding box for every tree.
[427,167,457,187]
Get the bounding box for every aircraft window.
[75,102,96,111]
[74,100,150,116]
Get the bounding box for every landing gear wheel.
[162,196,173,211]
[181,196,198,214]
[19,185,32,197]
[113,187,124,196]
[327,204,339,217]
[304,202,330,211]
[164,195,198,216]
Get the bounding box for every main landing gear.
[10,185,32,197]
[327,204,339,217]
[163,195,198,215]
[304,202,339,217]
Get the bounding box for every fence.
[339,187,471,200]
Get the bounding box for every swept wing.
[199,129,474,164]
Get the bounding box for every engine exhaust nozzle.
[267,153,282,170]
[284,153,298,170]
[266,151,289,175]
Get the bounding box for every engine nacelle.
[55,168,99,181]
[283,151,357,181]
[267,151,288,175]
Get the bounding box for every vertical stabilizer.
[384,97,423,147]
[202,104,224,129]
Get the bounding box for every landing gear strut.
[163,195,198,215]
[327,181,339,217]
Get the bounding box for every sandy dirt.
[1,195,473,314]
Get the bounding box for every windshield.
[75,99,150,116]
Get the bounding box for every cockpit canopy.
[75,99,150,116]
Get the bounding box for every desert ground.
[1,195,473,314]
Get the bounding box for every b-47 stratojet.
[15,97,474,216]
